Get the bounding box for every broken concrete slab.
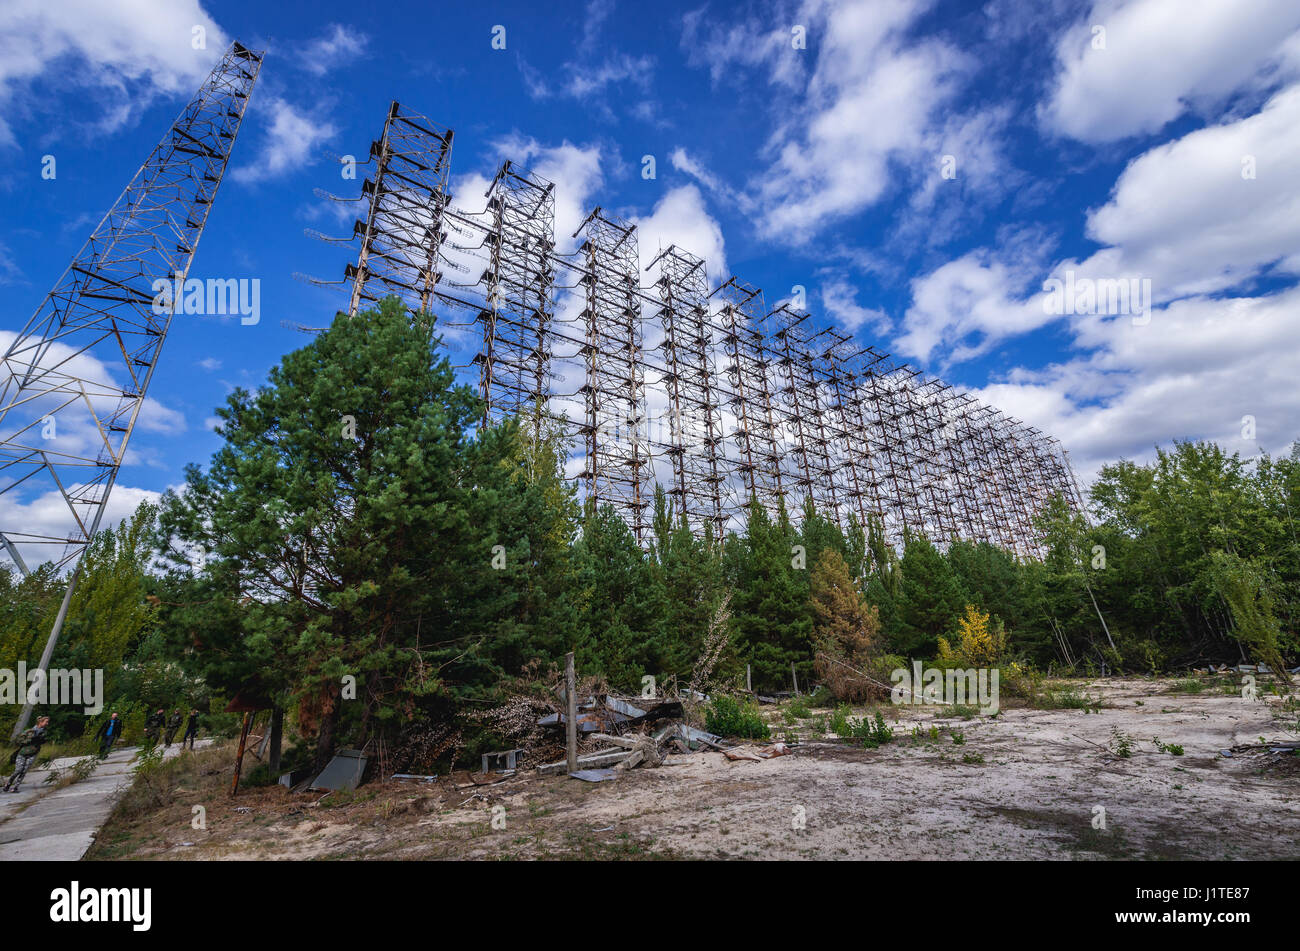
[536,749,631,776]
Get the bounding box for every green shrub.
[853,711,894,749]
[1036,687,1105,711]
[829,704,852,738]
[831,707,894,748]
[1110,727,1134,758]
[705,695,770,740]
[785,695,812,720]
[1152,736,1185,756]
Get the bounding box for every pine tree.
[159,298,486,769]
[647,486,726,682]
[890,533,965,658]
[727,498,813,691]
[572,502,661,690]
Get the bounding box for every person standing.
[164,709,183,747]
[144,708,165,748]
[95,712,122,758]
[182,709,200,750]
[3,716,50,793]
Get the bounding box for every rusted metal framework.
[714,277,783,521]
[346,102,452,317]
[476,161,556,431]
[821,336,888,534]
[332,103,1082,556]
[765,304,841,523]
[648,246,726,537]
[575,209,650,541]
[0,41,263,735]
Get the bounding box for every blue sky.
[2,0,1299,543]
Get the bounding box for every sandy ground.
[90,677,1300,860]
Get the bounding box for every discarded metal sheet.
[309,749,368,792]
[570,768,618,782]
[604,696,648,719]
[391,773,438,783]
[533,696,676,737]
[537,708,630,733]
[656,722,723,750]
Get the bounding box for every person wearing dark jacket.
[182,709,200,750]
[144,709,165,747]
[95,712,122,758]
[164,710,183,747]
[4,717,50,792]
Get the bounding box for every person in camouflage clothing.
[164,709,183,747]
[4,716,50,793]
[144,709,165,747]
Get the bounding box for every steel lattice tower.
[0,40,263,735]
[328,100,1085,558]
[576,208,649,541]
[765,304,841,524]
[714,277,783,521]
[649,245,726,538]
[477,161,556,433]
[346,102,453,317]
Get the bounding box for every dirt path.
[93,678,1300,860]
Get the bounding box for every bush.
[784,695,812,720]
[852,711,894,748]
[705,695,770,740]
[828,705,894,748]
[829,704,852,738]
[937,605,1007,669]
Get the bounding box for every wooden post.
[230,711,253,797]
[792,662,799,695]
[746,664,752,693]
[565,651,577,775]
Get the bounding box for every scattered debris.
[616,736,664,771]
[723,743,790,762]
[525,689,734,779]
[537,693,683,734]
[278,768,313,788]
[391,773,438,784]
[481,749,523,774]
[537,750,632,776]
